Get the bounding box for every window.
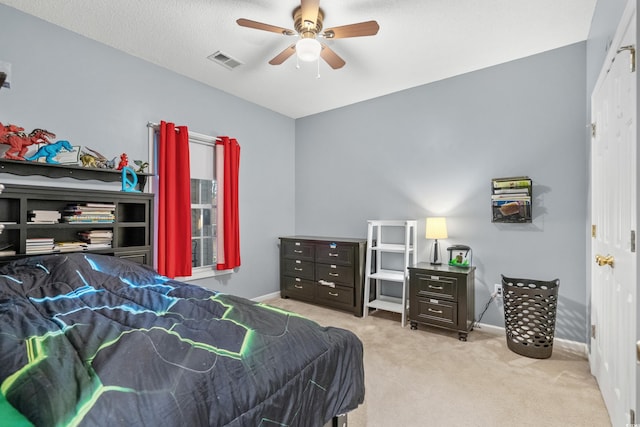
[186,133,229,278]
[191,178,217,269]
[148,124,231,279]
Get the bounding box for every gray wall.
[0,5,296,299]
[295,43,588,342]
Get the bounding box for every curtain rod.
[147,122,222,143]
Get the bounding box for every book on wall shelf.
[491,176,532,223]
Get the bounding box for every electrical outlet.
[494,283,503,298]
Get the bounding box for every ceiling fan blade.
[320,44,346,69]
[269,44,296,65]
[300,0,320,26]
[322,21,380,39]
[237,18,295,36]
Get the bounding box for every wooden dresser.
[408,263,475,340]
[279,236,367,316]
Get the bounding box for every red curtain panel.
[216,136,241,270]
[157,121,192,278]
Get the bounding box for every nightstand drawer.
[316,263,354,287]
[282,259,314,280]
[411,272,457,301]
[412,298,457,325]
[315,283,354,306]
[315,243,354,266]
[282,240,315,261]
[282,276,314,301]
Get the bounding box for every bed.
[0,253,365,426]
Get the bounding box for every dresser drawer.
[315,263,354,287]
[282,259,315,280]
[315,283,354,306]
[282,276,315,301]
[315,243,354,266]
[282,240,315,261]
[411,271,457,301]
[411,298,457,326]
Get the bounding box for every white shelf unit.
[363,220,417,327]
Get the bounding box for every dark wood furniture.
[0,183,154,265]
[279,236,367,317]
[408,263,475,341]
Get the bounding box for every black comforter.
[0,254,364,426]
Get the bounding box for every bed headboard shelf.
[0,183,154,265]
[0,158,152,191]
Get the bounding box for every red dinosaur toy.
[0,125,56,160]
[117,153,129,170]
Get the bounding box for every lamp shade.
[295,38,321,62]
[425,217,448,239]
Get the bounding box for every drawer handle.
[329,272,339,277]
[294,284,303,289]
[428,285,443,290]
[428,308,443,314]
[329,253,339,257]
[328,292,339,297]
[318,280,336,288]
[294,267,303,271]
[294,250,302,253]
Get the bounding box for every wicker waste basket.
[501,275,560,359]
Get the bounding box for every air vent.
[207,51,243,70]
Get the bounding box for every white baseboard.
[476,322,588,356]
[252,291,280,302]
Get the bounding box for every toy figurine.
[133,160,149,174]
[25,140,73,164]
[0,127,55,160]
[80,147,116,169]
[117,153,128,170]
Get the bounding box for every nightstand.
[408,263,475,341]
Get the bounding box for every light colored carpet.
[265,297,611,427]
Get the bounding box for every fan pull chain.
[316,57,320,79]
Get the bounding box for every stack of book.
[26,237,55,254]
[63,203,116,223]
[78,229,113,249]
[53,241,88,253]
[28,210,61,224]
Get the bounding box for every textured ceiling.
[0,0,596,118]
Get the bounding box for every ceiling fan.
[237,0,379,69]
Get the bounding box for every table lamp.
[426,217,448,265]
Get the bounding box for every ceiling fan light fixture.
[295,38,321,62]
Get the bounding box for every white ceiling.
[1,0,596,119]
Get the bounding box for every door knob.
[595,254,614,267]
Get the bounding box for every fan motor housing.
[293,6,324,38]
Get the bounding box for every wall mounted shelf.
[0,159,151,190]
[491,176,532,223]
